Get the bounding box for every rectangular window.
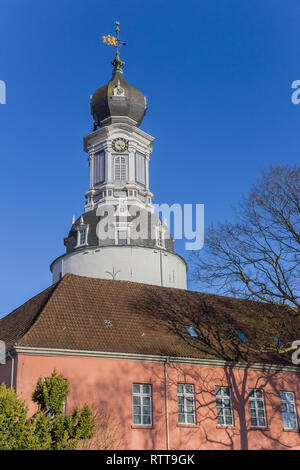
[135,152,146,186]
[156,227,165,248]
[132,384,152,426]
[280,392,298,430]
[94,151,105,185]
[79,228,86,245]
[177,384,196,424]
[215,386,233,426]
[117,229,128,245]
[248,389,267,428]
[114,155,127,182]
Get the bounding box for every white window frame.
[132,384,152,426]
[115,226,129,245]
[114,155,127,183]
[76,225,89,247]
[215,386,234,427]
[177,384,196,425]
[155,225,165,249]
[248,389,267,428]
[280,391,298,430]
[93,150,105,186]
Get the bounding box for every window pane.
[143,396,150,406]
[133,384,140,394]
[187,414,195,424]
[178,405,184,414]
[143,415,151,425]
[178,413,185,423]
[177,384,184,394]
[133,415,141,424]
[143,385,150,394]
[217,416,224,425]
[225,416,233,425]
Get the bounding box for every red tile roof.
[0,274,298,365]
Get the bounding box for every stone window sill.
[131,425,154,430]
[216,425,237,430]
[176,424,200,428]
[249,427,270,431]
[282,428,300,433]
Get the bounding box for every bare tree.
[191,165,300,311]
[78,408,122,450]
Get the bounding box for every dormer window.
[76,220,89,247]
[155,226,165,249]
[117,229,128,245]
[79,228,87,245]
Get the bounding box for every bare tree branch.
[190,164,300,310]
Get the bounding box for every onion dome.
[91,51,147,129]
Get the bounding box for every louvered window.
[94,151,105,185]
[114,156,127,182]
[135,152,146,186]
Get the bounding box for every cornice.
[11,347,300,375]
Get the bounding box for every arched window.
[114,156,127,182]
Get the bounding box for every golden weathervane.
[102,21,126,50]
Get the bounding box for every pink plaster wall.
[2,354,300,450]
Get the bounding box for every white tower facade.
[50,46,187,289]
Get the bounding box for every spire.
[102,21,126,75]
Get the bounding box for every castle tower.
[50,23,187,289]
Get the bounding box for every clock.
[112,137,128,153]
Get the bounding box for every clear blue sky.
[0,0,299,317]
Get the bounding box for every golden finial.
[102,21,126,75]
[102,21,126,50]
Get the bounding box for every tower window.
[78,228,87,246]
[80,229,86,245]
[135,152,146,187]
[156,226,165,248]
[114,155,127,182]
[116,229,128,245]
[94,151,105,185]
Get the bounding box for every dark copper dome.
[91,63,147,129]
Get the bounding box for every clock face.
[112,137,128,153]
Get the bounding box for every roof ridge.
[57,273,271,306]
